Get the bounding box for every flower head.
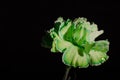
[42,17,110,68]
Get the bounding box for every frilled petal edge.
[62,45,90,68]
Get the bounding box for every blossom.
[43,17,110,68]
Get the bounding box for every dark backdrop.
[0,0,120,80]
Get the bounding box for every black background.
[0,0,120,80]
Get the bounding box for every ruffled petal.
[92,40,110,53]
[87,30,104,43]
[89,40,109,66]
[55,38,72,53]
[51,41,58,52]
[89,50,109,66]
[58,19,72,39]
[62,45,90,68]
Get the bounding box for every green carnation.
[42,17,110,68]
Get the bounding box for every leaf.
[41,32,53,48]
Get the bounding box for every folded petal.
[87,30,104,43]
[72,26,87,46]
[59,19,72,39]
[89,50,109,66]
[92,40,110,53]
[55,38,72,53]
[51,41,58,52]
[89,40,109,66]
[62,45,90,68]
[63,23,74,42]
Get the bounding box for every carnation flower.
[42,17,110,68]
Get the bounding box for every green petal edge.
[62,45,90,68]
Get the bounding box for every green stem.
[73,69,77,80]
[63,66,71,80]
